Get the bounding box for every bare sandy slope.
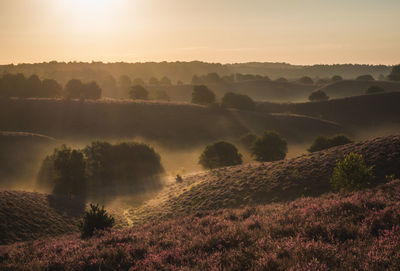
[126,135,400,225]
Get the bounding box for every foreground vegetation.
[2,180,400,270]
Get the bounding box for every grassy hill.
[258,92,400,132]
[2,180,400,270]
[126,134,400,225]
[316,80,400,99]
[0,98,341,147]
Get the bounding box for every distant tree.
[118,75,132,93]
[356,74,374,81]
[51,145,87,198]
[309,90,329,102]
[191,85,216,105]
[176,80,184,86]
[133,77,145,86]
[155,89,170,101]
[275,77,288,83]
[365,85,385,94]
[148,77,159,86]
[83,82,102,100]
[160,76,172,86]
[251,130,287,162]
[308,135,353,152]
[199,141,242,169]
[26,74,42,97]
[100,75,117,97]
[388,65,400,81]
[331,75,343,82]
[80,203,114,238]
[64,79,84,99]
[129,85,149,100]
[239,133,257,149]
[221,92,256,111]
[41,79,62,98]
[204,73,221,83]
[298,76,314,85]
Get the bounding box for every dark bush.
[199,141,242,169]
[221,92,256,111]
[192,85,216,105]
[64,79,102,100]
[129,85,149,100]
[330,153,374,191]
[239,133,257,149]
[388,65,400,81]
[308,135,353,152]
[298,76,314,85]
[309,90,329,102]
[80,203,115,238]
[365,85,385,94]
[251,131,287,162]
[356,74,374,81]
[331,75,343,82]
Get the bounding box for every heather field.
[2,180,400,270]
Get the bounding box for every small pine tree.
[80,203,115,238]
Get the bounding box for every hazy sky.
[0,0,399,65]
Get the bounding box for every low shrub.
[309,90,329,102]
[308,135,353,152]
[199,141,242,169]
[251,130,287,162]
[221,92,256,111]
[80,203,115,238]
[330,153,374,191]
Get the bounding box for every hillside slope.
[3,181,400,270]
[127,135,400,225]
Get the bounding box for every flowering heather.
[2,180,400,270]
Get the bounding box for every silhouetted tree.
[298,76,314,85]
[83,82,102,100]
[221,92,256,111]
[309,90,329,102]
[64,79,84,99]
[199,141,242,169]
[119,75,132,97]
[41,79,62,98]
[388,65,400,81]
[191,85,216,105]
[149,77,159,86]
[331,75,343,82]
[308,135,353,152]
[160,76,172,86]
[26,74,42,97]
[80,203,114,238]
[365,85,385,94]
[251,131,287,162]
[129,85,149,100]
[356,74,374,81]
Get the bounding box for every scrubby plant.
[191,85,216,105]
[80,203,115,238]
[308,135,353,152]
[365,85,385,94]
[251,130,287,162]
[221,92,256,111]
[309,90,329,102]
[330,153,374,191]
[199,141,242,169]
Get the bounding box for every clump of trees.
[64,79,102,100]
[199,141,242,169]
[388,65,400,81]
[308,135,353,152]
[80,203,115,238]
[221,92,256,111]
[330,153,374,191]
[129,85,149,100]
[192,85,216,105]
[251,131,287,162]
[37,141,164,199]
[309,90,329,102]
[0,73,62,98]
[365,85,385,94]
[356,74,374,81]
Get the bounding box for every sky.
[0,0,399,65]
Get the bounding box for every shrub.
[330,153,374,191]
[298,76,314,85]
[175,174,183,183]
[356,74,374,81]
[365,85,385,94]
[221,92,256,111]
[309,90,329,102]
[331,75,343,82]
[199,141,242,169]
[192,85,216,105]
[239,133,257,148]
[308,135,353,152]
[251,131,287,162]
[129,85,149,100]
[80,203,115,238]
